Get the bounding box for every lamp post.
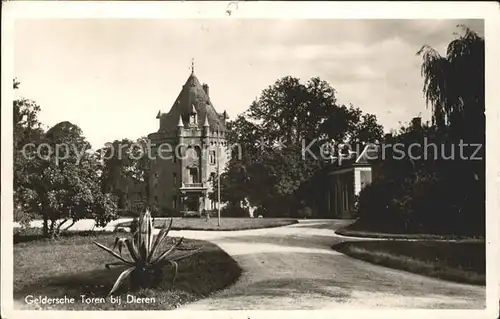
[217,127,221,227]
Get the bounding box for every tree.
[36,121,118,236]
[417,25,484,142]
[355,25,485,236]
[219,76,384,217]
[418,25,485,235]
[350,113,384,145]
[13,81,118,237]
[13,79,45,226]
[97,137,150,213]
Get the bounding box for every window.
[154,172,159,178]
[189,168,199,183]
[173,196,177,209]
[154,183,158,188]
[154,196,158,202]
[173,173,177,185]
[209,150,216,165]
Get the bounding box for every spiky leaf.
[169,260,178,286]
[108,267,135,296]
[113,237,128,255]
[105,261,128,269]
[93,241,134,265]
[148,218,173,262]
[124,238,140,262]
[151,237,184,265]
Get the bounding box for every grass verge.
[116,217,298,231]
[336,221,484,241]
[14,232,241,310]
[332,240,485,285]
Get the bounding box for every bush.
[205,209,218,218]
[117,209,140,218]
[253,207,267,218]
[14,207,34,228]
[152,206,183,218]
[297,206,313,219]
[182,211,201,218]
[356,168,484,236]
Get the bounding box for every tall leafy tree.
[97,137,150,213]
[13,81,118,236]
[417,25,484,142]
[37,121,117,236]
[217,76,384,216]
[356,25,485,236]
[13,79,45,225]
[418,25,485,230]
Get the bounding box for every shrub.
[152,206,182,218]
[356,168,484,236]
[254,207,267,218]
[205,209,218,218]
[117,209,140,218]
[14,207,33,228]
[297,206,313,219]
[93,209,202,296]
[182,211,201,218]
[221,204,249,217]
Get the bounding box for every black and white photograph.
[2,1,499,318]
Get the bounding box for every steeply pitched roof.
[158,72,227,133]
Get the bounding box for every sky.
[14,19,484,150]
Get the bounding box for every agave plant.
[93,209,201,296]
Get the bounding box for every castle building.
[147,63,229,214]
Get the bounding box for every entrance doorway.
[184,196,199,211]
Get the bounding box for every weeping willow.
[417,25,484,139]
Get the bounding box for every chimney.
[202,83,209,97]
[411,117,422,128]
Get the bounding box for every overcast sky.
[14,19,484,149]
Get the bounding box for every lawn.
[14,232,241,310]
[332,240,485,285]
[116,217,298,231]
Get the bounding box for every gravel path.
[171,220,485,310]
[13,219,485,310]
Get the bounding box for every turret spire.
[177,114,183,127]
[203,113,210,127]
[191,58,195,74]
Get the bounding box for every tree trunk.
[62,220,76,232]
[49,219,57,239]
[42,216,49,238]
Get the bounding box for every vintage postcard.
[2,1,499,319]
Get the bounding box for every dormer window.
[189,104,197,125]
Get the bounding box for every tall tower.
[147,65,229,215]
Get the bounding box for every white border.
[2,2,499,319]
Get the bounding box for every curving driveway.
[13,219,486,310]
[170,220,485,310]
